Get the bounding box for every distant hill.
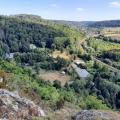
[52,20,94,30]
[89,20,120,28]
[52,20,120,28]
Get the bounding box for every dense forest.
[0,15,82,57]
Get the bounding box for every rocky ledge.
[72,110,120,120]
[0,89,45,120]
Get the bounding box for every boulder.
[72,110,120,120]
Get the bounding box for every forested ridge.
[0,15,82,56]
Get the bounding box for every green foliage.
[0,58,113,111]
[38,86,59,103]
[85,96,108,110]
[87,38,120,53]
[53,37,71,50]
[0,60,25,74]
[59,90,77,103]
[14,50,69,71]
[100,51,120,62]
[70,79,86,93]
[89,66,120,109]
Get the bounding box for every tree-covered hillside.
[0,15,83,56]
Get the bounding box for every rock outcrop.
[0,89,45,120]
[72,110,120,120]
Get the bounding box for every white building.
[0,77,3,83]
[74,60,85,65]
[72,63,90,78]
[30,44,37,50]
[6,53,14,59]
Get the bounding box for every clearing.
[39,70,70,86]
[51,51,71,60]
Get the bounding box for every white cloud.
[76,7,84,12]
[109,1,120,8]
[50,4,57,7]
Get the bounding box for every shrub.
[85,96,108,110]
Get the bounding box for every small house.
[72,63,90,79]
[0,77,3,83]
[74,60,85,65]
[6,53,14,59]
[30,44,37,50]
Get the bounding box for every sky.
[0,0,120,21]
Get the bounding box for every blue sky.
[0,0,120,21]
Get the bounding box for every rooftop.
[72,63,90,78]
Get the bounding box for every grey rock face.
[0,89,45,120]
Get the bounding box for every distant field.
[102,27,120,33]
[101,27,120,38]
[103,34,120,41]
[39,71,70,86]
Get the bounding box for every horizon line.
[0,13,120,22]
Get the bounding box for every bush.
[60,90,77,103]
[38,86,59,103]
[85,96,108,110]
